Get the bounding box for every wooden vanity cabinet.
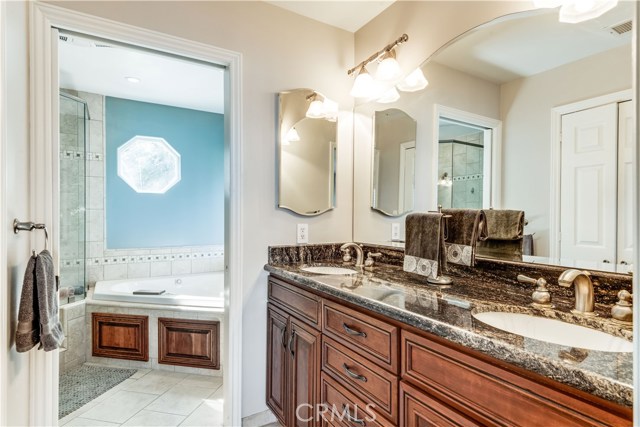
[268,278,322,427]
[267,275,633,427]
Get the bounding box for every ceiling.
[265,0,395,32]
[58,33,225,113]
[432,4,633,84]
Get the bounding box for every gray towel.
[483,209,525,240]
[16,256,39,353]
[35,250,64,351]
[15,250,64,352]
[441,209,488,266]
[403,213,446,279]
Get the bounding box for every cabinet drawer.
[322,337,398,423]
[402,330,632,427]
[400,381,480,427]
[322,300,398,373]
[321,373,393,427]
[269,277,321,329]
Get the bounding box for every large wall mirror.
[353,3,634,273]
[371,108,416,216]
[278,89,338,216]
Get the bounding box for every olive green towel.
[403,213,447,279]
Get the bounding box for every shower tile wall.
[438,131,484,209]
[71,91,224,288]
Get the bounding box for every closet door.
[617,100,634,266]
[560,103,618,263]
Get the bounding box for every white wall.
[15,0,355,420]
[500,45,632,256]
[2,2,32,425]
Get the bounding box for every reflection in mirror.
[371,108,416,216]
[437,119,488,209]
[352,4,633,274]
[278,89,337,216]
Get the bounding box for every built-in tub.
[93,273,224,308]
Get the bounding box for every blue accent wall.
[105,97,224,248]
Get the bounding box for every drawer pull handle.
[342,363,367,382]
[342,323,367,338]
[342,404,365,426]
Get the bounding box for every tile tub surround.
[62,90,224,288]
[265,246,633,407]
[59,300,88,373]
[84,292,224,377]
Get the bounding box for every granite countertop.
[264,260,633,407]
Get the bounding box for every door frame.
[433,105,502,209]
[548,89,632,259]
[30,3,243,425]
[0,1,7,425]
[398,140,415,212]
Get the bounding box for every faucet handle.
[611,290,633,324]
[517,275,552,307]
[364,252,382,268]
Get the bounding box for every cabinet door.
[401,382,480,427]
[289,317,322,427]
[267,305,289,425]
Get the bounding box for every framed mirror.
[278,88,338,216]
[371,108,417,216]
[353,4,634,273]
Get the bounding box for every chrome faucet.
[340,242,364,268]
[558,269,596,316]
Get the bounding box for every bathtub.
[93,273,224,308]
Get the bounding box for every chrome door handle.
[342,323,367,338]
[342,363,367,382]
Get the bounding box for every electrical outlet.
[297,224,309,244]
[391,223,400,241]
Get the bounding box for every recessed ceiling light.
[125,76,141,84]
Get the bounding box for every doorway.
[30,4,243,426]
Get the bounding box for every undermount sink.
[300,266,357,275]
[473,312,633,353]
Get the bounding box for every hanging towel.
[35,250,64,351]
[482,209,525,240]
[403,213,447,280]
[441,209,488,266]
[477,239,524,261]
[16,256,40,353]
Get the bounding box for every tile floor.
[59,368,224,427]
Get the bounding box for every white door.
[398,141,415,212]
[617,100,634,265]
[560,103,618,263]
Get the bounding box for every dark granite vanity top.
[265,245,633,407]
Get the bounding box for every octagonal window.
[117,136,181,194]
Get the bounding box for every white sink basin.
[300,266,357,275]
[473,312,633,353]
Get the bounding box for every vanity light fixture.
[285,127,300,144]
[397,68,429,92]
[534,0,619,23]
[348,34,429,102]
[438,172,453,187]
[305,92,338,120]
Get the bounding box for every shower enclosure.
[59,91,89,304]
[437,134,485,209]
